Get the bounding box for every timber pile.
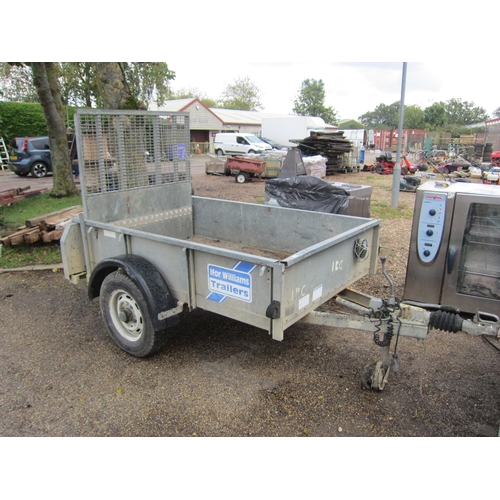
[0,206,82,247]
[291,131,353,175]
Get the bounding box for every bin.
[327,182,372,218]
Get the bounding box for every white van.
[214,133,272,156]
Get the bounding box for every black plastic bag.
[265,176,350,214]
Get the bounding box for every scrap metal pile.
[290,131,353,175]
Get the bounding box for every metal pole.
[391,62,407,208]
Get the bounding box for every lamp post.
[392,62,407,208]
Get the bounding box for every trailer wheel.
[100,271,168,357]
[361,361,388,391]
[235,172,248,183]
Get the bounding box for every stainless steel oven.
[404,180,500,315]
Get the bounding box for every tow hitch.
[301,257,500,391]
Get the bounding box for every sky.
[163,61,498,121]
[9,3,496,124]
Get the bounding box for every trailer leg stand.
[362,345,392,391]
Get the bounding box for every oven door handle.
[447,247,457,274]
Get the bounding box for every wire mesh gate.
[75,110,190,193]
[74,109,191,225]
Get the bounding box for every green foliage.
[1,62,176,111]
[59,62,96,107]
[424,102,446,128]
[0,101,48,141]
[404,105,425,129]
[444,98,488,125]
[493,107,500,118]
[293,79,337,124]
[0,63,38,102]
[218,76,263,111]
[361,98,489,132]
[120,62,175,109]
[0,101,76,144]
[359,102,399,129]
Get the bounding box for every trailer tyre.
[235,172,248,183]
[100,271,168,357]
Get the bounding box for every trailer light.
[354,239,369,261]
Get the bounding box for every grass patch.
[0,193,82,269]
[370,200,413,220]
[364,175,393,190]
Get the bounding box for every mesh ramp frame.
[74,110,191,225]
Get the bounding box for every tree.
[358,102,400,129]
[493,107,500,118]
[59,62,96,107]
[0,63,38,102]
[94,62,132,109]
[359,102,424,129]
[2,62,176,110]
[293,79,337,124]
[444,98,488,125]
[30,63,78,197]
[119,62,175,109]
[403,104,425,129]
[218,76,263,111]
[424,102,447,128]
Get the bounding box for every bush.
[0,101,76,143]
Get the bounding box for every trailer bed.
[62,110,380,346]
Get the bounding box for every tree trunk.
[31,62,78,197]
[95,62,130,109]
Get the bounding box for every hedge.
[0,101,76,144]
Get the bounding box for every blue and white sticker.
[207,261,256,303]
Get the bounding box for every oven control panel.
[417,192,447,263]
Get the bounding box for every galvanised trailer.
[61,110,499,391]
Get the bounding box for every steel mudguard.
[88,254,179,331]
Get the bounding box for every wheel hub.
[110,290,144,342]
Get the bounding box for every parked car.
[8,136,52,178]
[213,133,272,156]
[259,137,288,150]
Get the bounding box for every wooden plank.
[9,228,39,246]
[42,229,63,242]
[44,205,83,226]
[25,205,82,228]
[24,229,41,244]
[1,226,30,246]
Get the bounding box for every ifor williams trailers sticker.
[207,261,256,303]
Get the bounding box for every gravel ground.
[1,157,499,437]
